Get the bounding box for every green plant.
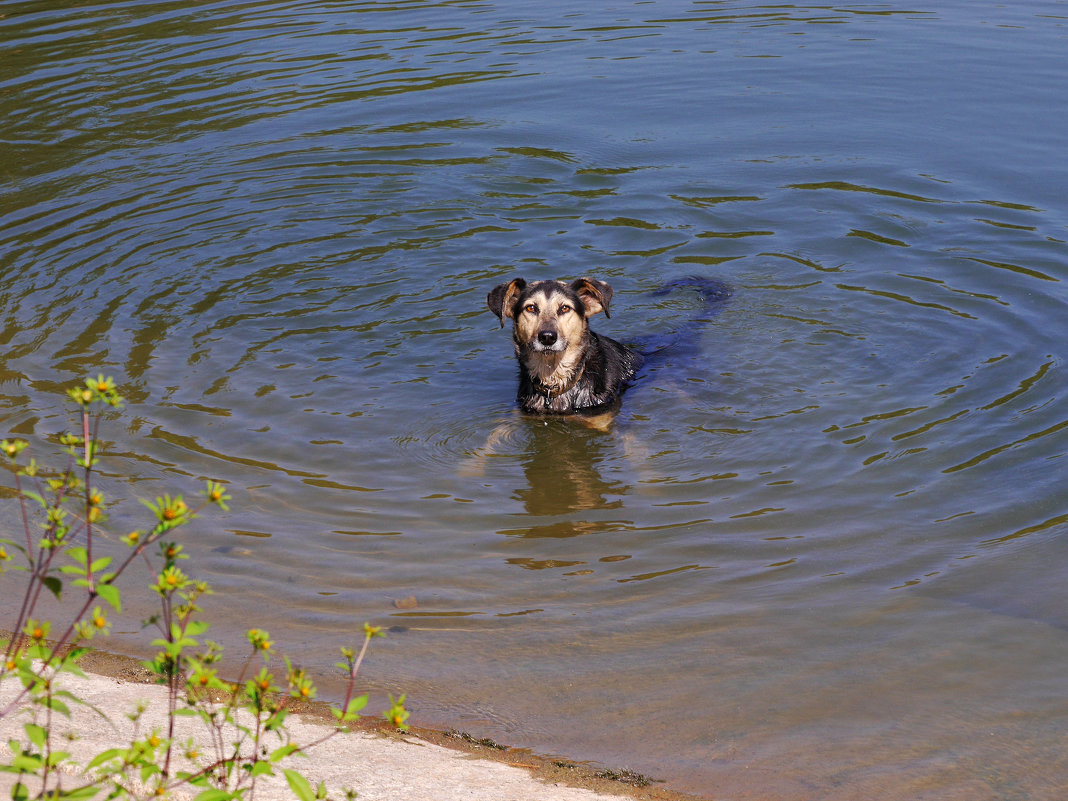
[0,376,407,800]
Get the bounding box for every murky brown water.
[3,1,1068,797]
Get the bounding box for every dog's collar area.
[530,363,585,404]
[531,377,560,400]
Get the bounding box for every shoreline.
[2,641,708,801]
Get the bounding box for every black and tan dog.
[487,277,644,414]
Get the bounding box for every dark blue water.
[2,2,1068,796]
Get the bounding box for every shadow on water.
[631,275,733,375]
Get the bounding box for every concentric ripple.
[2,1,1068,797]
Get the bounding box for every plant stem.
[82,407,95,593]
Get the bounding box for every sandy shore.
[0,650,703,801]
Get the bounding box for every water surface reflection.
[2,0,1068,797]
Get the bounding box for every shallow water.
[2,1,1068,797]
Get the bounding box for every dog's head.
[487,278,613,354]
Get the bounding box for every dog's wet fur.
[487,277,644,415]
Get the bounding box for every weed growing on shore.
[0,376,407,800]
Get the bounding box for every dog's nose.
[537,330,557,347]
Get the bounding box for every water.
[2,1,1068,797]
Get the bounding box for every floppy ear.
[487,278,527,327]
[570,277,614,318]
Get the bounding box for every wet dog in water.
[487,277,644,414]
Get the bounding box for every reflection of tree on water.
[499,415,632,541]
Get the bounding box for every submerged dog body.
[487,277,643,414]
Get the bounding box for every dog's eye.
[559,304,571,314]
[523,303,537,314]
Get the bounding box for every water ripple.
[3,1,1068,796]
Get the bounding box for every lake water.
[2,1,1068,797]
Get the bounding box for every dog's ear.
[571,278,614,319]
[487,278,527,327]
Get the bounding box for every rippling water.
[3,1,1068,797]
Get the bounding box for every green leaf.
[269,744,300,763]
[41,575,63,601]
[192,790,234,801]
[25,643,51,661]
[185,620,210,637]
[22,490,46,508]
[89,556,112,573]
[54,784,101,801]
[284,769,315,801]
[61,662,88,679]
[46,750,72,766]
[23,723,47,748]
[67,547,88,567]
[54,689,86,708]
[96,584,121,612]
[140,763,161,783]
[86,748,125,771]
[58,648,88,674]
[12,753,43,772]
[248,761,274,778]
[265,708,289,731]
[332,694,368,723]
[345,695,368,716]
[44,696,71,717]
[11,780,29,801]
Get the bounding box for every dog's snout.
[537,330,557,347]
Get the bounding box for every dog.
[487,277,643,415]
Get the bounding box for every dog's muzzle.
[532,330,566,353]
[537,330,557,347]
